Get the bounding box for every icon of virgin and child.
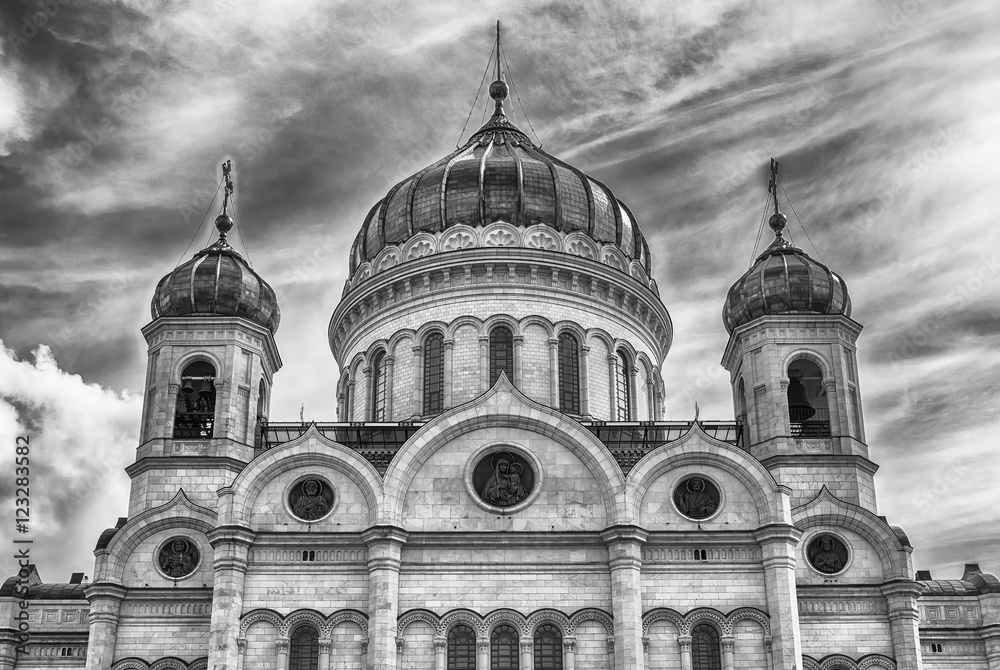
[480,452,529,507]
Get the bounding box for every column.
[721,635,735,670]
[443,339,455,408]
[385,355,395,419]
[477,637,490,670]
[678,635,691,670]
[879,580,924,670]
[562,637,576,670]
[823,380,843,437]
[763,636,773,670]
[629,365,639,420]
[606,637,615,670]
[83,582,127,670]
[411,345,423,417]
[237,638,247,670]
[363,365,373,420]
[479,336,490,392]
[319,637,332,670]
[983,629,1000,670]
[361,526,409,670]
[753,525,803,670]
[601,525,648,670]
[395,636,405,669]
[276,638,289,670]
[646,379,655,421]
[520,637,533,670]
[434,635,447,670]
[513,335,524,388]
[548,337,560,408]
[579,345,591,417]
[347,381,356,421]
[607,355,618,418]
[208,525,256,670]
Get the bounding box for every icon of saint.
[481,453,527,507]
[159,539,196,577]
[812,536,844,573]
[675,477,719,519]
[293,479,330,520]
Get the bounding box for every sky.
[0,0,998,585]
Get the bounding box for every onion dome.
[347,67,651,282]
[152,169,280,333]
[722,164,850,334]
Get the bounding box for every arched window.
[174,360,216,438]
[424,332,445,415]
[690,624,721,670]
[787,358,830,437]
[490,326,514,385]
[614,349,632,420]
[370,350,388,421]
[447,624,476,670]
[289,625,319,670]
[491,624,519,670]
[558,332,581,414]
[533,624,562,670]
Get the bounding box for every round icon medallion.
[807,534,850,574]
[157,537,200,579]
[288,477,335,521]
[472,451,535,509]
[672,476,721,520]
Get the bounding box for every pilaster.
[879,580,923,670]
[600,525,648,670]
[207,525,256,670]
[361,525,409,670]
[753,524,803,669]
[83,582,127,670]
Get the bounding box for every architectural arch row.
[337,313,662,421]
[239,608,369,638]
[397,607,613,638]
[111,658,207,670]
[802,653,897,670]
[641,606,771,637]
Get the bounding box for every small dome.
[347,83,651,281]
[722,236,851,334]
[152,239,280,333]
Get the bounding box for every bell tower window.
[424,332,445,414]
[615,349,632,420]
[787,359,830,437]
[370,351,388,421]
[174,361,216,439]
[558,332,581,414]
[489,326,514,385]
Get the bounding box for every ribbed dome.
[722,236,851,334]
[347,89,651,281]
[152,225,280,333]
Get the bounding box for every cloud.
[0,341,137,582]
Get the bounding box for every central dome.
[347,81,651,285]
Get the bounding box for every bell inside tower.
[174,360,217,439]
[787,359,830,437]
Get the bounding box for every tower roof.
[151,162,280,333]
[722,159,851,334]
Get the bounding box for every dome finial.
[488,20,509,113]
[768,157,787,237]
[214,159,234,244]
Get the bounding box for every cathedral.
[2,33,999,670]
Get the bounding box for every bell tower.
[721,160,873,510]
[132,161,282,515]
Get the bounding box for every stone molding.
[801,653,897,670]
[239,608,369,638]
[398,607,613,638]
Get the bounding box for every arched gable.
[224,424,383,527]
[96,490,216,584]
[381,375,626,526]
[626,423,787,526]
[792,487,911,580]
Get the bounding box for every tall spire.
[767,157,788,239]
[214,159,235,246]
[488,21,509,116]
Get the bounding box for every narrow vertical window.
[370,351,388,421]
[424,333,445,414]
[447,624,476,670]
[533,624,562,670]
[558,332,581,414]
[491,624,519,670]
[289,625,319,670]
[174,360,216,438]
[615,349,632,420]
[490,326,514,385]
[690,624,721,670]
